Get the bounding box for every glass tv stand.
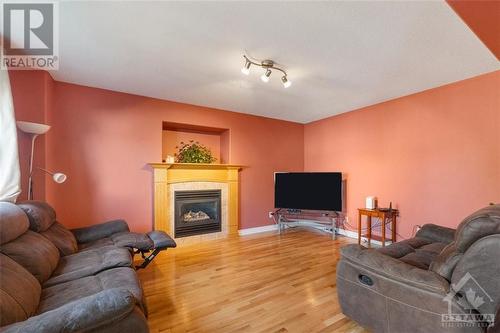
[273,209,345,240]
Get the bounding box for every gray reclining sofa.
[337,204,500,333]
[0,200,176,332]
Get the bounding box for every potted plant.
[175,140,217,163]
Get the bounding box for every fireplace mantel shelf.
[149,163,244,170]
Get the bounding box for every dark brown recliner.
[337,204,500,333]
[17,201,176,269]
[0,202,148,332]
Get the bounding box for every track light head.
[241,59,251,75]
[281,76,292,88]
[261,69,272,83]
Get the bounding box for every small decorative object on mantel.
[175,140,217,163]
[165,155,175,164]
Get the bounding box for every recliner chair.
[336,204,500,333]
[0,200,176,332]
[0,202,147,332]
[17,201,176,269]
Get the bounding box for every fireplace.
[174,190,222,238]
[150,163,242,241]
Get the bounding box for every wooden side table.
[358,208,398,247]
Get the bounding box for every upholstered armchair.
[337,204,500,333]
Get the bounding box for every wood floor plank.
[137,228,369,333]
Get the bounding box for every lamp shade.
[16,121,50,135]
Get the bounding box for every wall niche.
[162,121,230,164]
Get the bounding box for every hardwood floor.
[137,228,368,333]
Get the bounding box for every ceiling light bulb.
[282,76,292,88]
[261,69,272,83]
[241,60,251,75]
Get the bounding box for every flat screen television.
[274,172,342,211]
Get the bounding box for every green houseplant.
[175,140,217,163]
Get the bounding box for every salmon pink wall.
[10,70,498,238]
[43,81,303,232]
[304,71,500,239]
[9,70,53,202]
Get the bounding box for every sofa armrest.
[0,288,136,333]
[341,244,450,294]
[416,223,455,244]
[71,219,130,244]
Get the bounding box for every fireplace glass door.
[174,190,222,238]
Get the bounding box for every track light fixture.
[241,55,292,88]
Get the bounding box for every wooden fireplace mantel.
[149,163,244,238]
[149,162,244,170]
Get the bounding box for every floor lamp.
[16,121,67,200]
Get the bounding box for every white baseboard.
[336,228,358,239]
[337,228,392,246]
[238,224,278,236]
[238,224,391,246]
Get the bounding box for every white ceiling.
[51,1,499,124]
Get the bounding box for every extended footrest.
[134,230,176,269]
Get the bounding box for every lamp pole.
[27,134,39,200]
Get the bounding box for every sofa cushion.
[378,238,430,258]
[78,232,153,252]
[0,202,29,245]
[41,222,78,256]
[431,204,500,280]
[0,254,41,327]
[1,289,144,333]
[111,232,154,249]
[18,201,57,232]
[398,250,438,270]
[72,220,130,244]
[44,245,133,287]
[0,230,60,284]
[38,267,145,314]
[378,237,448,270]
[415,223,455,244]
[78,237,114,251]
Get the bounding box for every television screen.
[274,172,342,211]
